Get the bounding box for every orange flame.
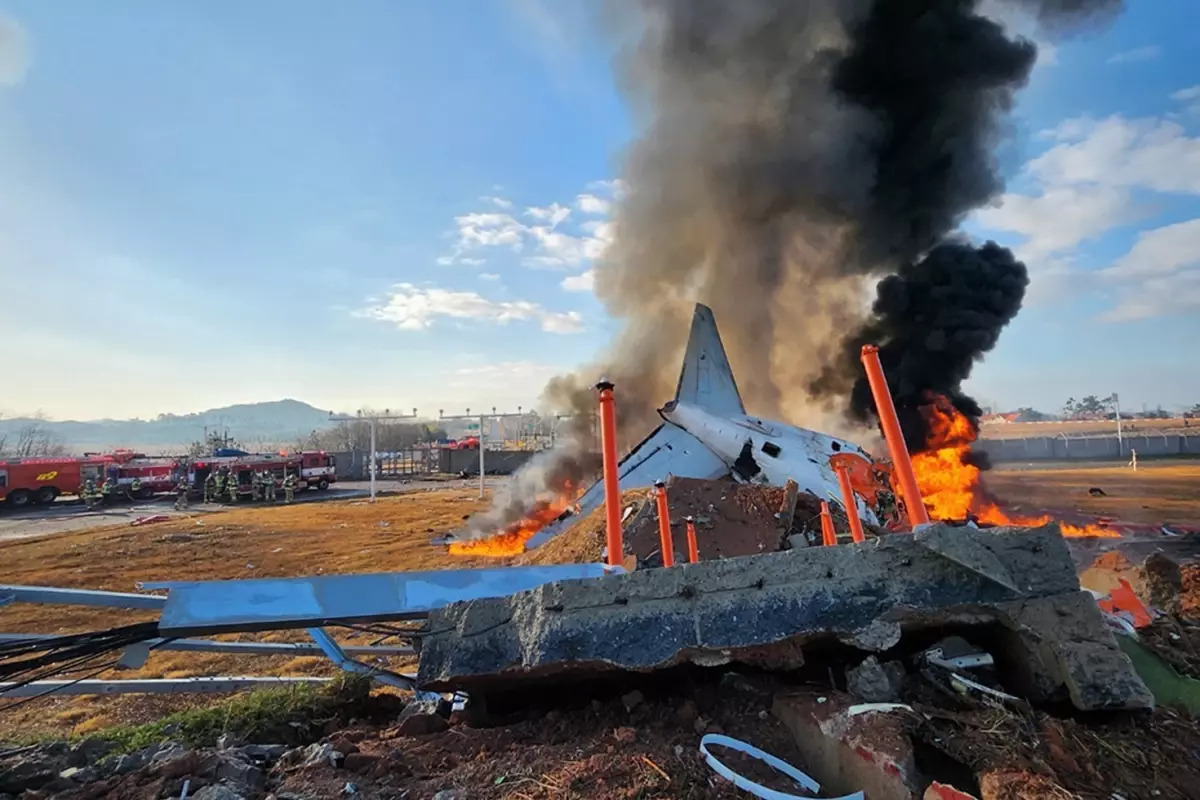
[448,482,577,557]
[910,396,1118,538]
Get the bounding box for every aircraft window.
[831,442,842,451]
[761,442,782,458]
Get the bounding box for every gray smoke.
[460,0,1122,539]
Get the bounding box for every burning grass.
[448,482,580,558]
[911,396,1119,538]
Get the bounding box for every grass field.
[0,490,496,738]
[2,463,1198,739]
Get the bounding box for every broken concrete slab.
[773,690,919,800]
[416,524,1152,711]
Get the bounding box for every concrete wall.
[440,449,536,475]
[978,432,1200,463]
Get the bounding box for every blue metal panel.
[0,585,166,610]
[154,564,614,636]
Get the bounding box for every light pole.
[328,408,418,502]
[439,407,529,499]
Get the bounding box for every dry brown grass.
[0,489,509,738]
[986,463,1200,526]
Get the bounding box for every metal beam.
[0,677,332,697]
[307,627,414,690]
[0,585,166,610]
[0,633,415,658]
[150,563,615,636]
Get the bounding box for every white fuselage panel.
[660,402,879,525]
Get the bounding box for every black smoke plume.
[844,240,1030,451]
[457,0,1122,539]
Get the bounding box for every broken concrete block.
[846,656,904,703]
[773,690,918,800]
[994,591,1155,711]
[417,525,1150,711]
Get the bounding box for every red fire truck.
[0,456,109,507]
[187,451,335,499]
[103,450,179,498]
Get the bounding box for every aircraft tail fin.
[673,303,745,415]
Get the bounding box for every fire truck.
[102,450,178,498]
[187,451,336,499]
[0,456,109,507]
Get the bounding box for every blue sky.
[0,0,1197,422]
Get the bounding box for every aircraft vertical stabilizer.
[673,303,745,415]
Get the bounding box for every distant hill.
[0,399,336,453]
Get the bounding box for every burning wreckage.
[1,307,1165,709]
[4,304,1199,798]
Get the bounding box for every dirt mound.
[622,478,791,564]
[1183,562,1200,619]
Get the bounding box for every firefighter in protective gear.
[283,473,296,503]
[174,478,189,511]
[263,471,277,502]
[82,480,100,510]
[215,469,227,501]
[203,473,217,503]
[251,471,262,501]
[129,477,142,501]
[101,476,117,501]
[227,475,240,503]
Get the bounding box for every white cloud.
[449,360,562,388]
[576,193,612,215]
[1170,85,1200,117]
[524,202,571,227]
[478,272,501,281]
[1030,116,1200,193]
[359,283,582,334]
[975,185,1143,258]
[1171,85,1200,103]
[586,178,626,196]
[437,182,617,271]
[1105,218,1200,279]
[974,113,1200,318]
[561,269,595,292]
[1099,219,1200,321]
[458,257,486,266]
[480,195,513,209]
[0,14,31,87]
[1106,45,1161,65]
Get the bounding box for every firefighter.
[227,475,240,503]
[82,479,100,510]
[283,472,296,503]
[263,471,277,503]
[215,469,227,502]
[101,476,117,502]
[251,471,262,501]
[173,477,189,511]
[203,473,217,503]
[129,477,142,501]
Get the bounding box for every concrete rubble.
[417,523,1154,712]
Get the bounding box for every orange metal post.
[819,501,837,547]
[596,381,624,567]
[859,345,931,528]
[834,464,866,543]
[654,481,675,567]
[685,515,699,564]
